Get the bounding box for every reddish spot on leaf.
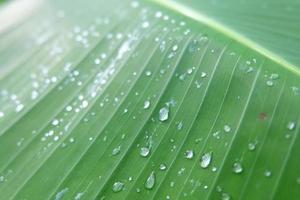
[259,112,267,121]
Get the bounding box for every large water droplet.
[232,162,243,174]
[140,147,150,157]
[145,171,155,190]
[112,181,124,192]
[200,152,212,168]
[159,106,169,122]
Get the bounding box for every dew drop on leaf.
[185,150,194,159]
[264,170,272,177]
[145,171,155,190]
[200,152,212,168]
[159,164,167,171]
[112,181,124,192]
[266,80,274,87]
[201,72,207,78]
[159,106,169,122]
[222,192,231,200]
[287,121,296,130]
[143,100,151,109]
[0,111,4,118]
[145,70,152,76]
[248,142,256,151]
[172,45,178,51]
[140,147,150,157]
[223,125,231,133]
[232,162,243,174]
[112,146,121,156]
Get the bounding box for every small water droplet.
[112,146,121,156]
[172,45,178,51]
[145,70,152,76]
[270,73,279,80]
[145,171,155,190]
[0,111,4,118]
[232,162,243,174]
[159,106,169,122]
[142,21,149,28]
[185,150,194,159]
[177,121,183,130]
[248,142,256,151]
[287,121,296,130]
[201,72,207,78]
[222,192,231,200]
[112,181,124,192]
[159,164,167,171]
[224,125,231,133]
[144,100,151,109]
[140,147,150,157]
[266,80,274,87]
[264,170,272,177]
[200,152,212,168]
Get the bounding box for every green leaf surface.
[0,0,299,199]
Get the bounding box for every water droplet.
[266,80,274,87]
[0,111,4,118]
[224,125,231,133]
[66,106,72,112]
[145,171,155,190]
[94,58,101,65]
[221,192,231,200]
[287,121,296,130]
[159,164,167,171]
[16,104,24,112]
[112,181,124,192]
[270,73,279,80]
[248,142,256,151]
[140,147,150,157]
[145,70,152,76]
[81,100,88,108]
[201,72,207,78]
[177,121,183,130]
[159,106,169,122]
[142,21,149,28]
[144,100,151,109]
[185,150,194,159]
[200,152,212,168]
[264,170,272,177]
[112,146,121,156]
[52,119,59,126]
[172,45,178,51]
[232,162,243,174]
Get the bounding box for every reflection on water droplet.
[200,152,212,168]
[159,106,169,122]
[140,147,150,157]
[112,181,124,192]
[185,150,194,159]
[287,121,296,130]
[145,171,155,190]
[233,162,243,174]
[201,72,207,78]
